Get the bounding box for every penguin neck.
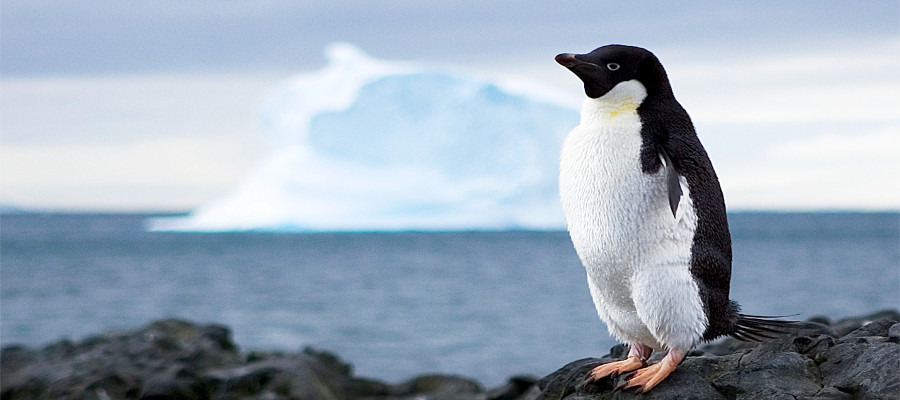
[580,79,648,125]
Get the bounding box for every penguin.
[555,44,790,392]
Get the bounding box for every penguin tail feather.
[731,314,799,342]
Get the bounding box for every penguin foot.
[587,355,646,381]
[587,343,652,381]
[619,348,685,393]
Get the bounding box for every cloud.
[659,40,900,211]
[0,72,279,210]
[670,39,900,125]
[3,1,898,76]
[720,129,900,210]
[770,130,900,159]
[1,73,280,145]
[0,136,264,211]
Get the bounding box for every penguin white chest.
[559,80,706,350]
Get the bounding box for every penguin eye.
[606,63,620,71]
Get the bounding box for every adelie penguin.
[555,44,792,392]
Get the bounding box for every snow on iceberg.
[149,43,579,232]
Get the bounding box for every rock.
[1,319,239,400]
[889,323,900,343]
[385,374,485,400]
[2,311,898,400]
[711,349,820,399]
[486,375,540,400]
[141,366,208,400]
[201,349,361,400]
[533,310,900,400]
[820,342,900,399]
[536,356,725,400]
[830,310,900,337]
[0,319,486,400]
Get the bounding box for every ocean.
[1,212,897,386]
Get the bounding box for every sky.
[2,1,899,212]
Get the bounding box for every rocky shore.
[2,310,898,400]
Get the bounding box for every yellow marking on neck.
[607,99,639,118]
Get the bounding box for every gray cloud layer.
[3,1,897,76]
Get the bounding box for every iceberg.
[149,43,579,232]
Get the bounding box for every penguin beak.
[555,53,611,99]
[555,53,583,68]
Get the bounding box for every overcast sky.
[2,1,898,211]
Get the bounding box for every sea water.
[1,212,897,386]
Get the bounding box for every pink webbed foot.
[587,343,652,381]
[619,348,686,393]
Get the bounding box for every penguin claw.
[586,355,647,382]
[619,349,685,393]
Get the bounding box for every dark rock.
[533,310,899,400]
[679,352,741,382]
[711,349,820,399]
[889,323,900,343]
[838,317,897,342]
[2,311,898,400]
[84,373,138,400]
[820,342,900,399]
[385,374,485,400]
[201,351,360,400]
[536,358,606,400]
[486,375,539,400]
[811,386,853,399]
[696,336,762,356]
[537,356,724,400]
[141,366,208,400]
[626,368,724,400]
[793,334,836,363]
[807,315,832,325]
[830,310,900,337]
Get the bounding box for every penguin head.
[555,44,670,99]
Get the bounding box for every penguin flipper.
[659,150,682,218]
